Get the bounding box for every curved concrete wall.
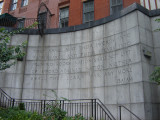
[0,5,160,120]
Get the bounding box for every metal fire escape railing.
[0,88,116,120]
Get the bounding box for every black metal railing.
[0,88,14,108]
[0,88,116,120]
[0,17,37,29]
[119,105,142,120]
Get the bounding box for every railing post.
[12,99,15,108]
[0,93,1,107]
[41,100,43,114]
[60,100,62,109]
[94,99,96,120]
[119,106,121,120]
[44,100,46,113]
[91,99,94,118]
[62,100,64,110]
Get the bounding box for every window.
[10,0,18,11]
[83,0,94,24]
[38,12,47,29]
[17,18,25,28]
[21,0,28,7]
[110,0,123,14]
[0,1,3,15]
[59,7,69,28]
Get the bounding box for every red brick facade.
[1,0,141,28]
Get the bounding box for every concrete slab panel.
[22,89,34,99]
[126,12,138,30]
[10,88,22,99]
[154,48,160,65]
[93,39,104,55]
[59,59,70,74]
[70,44,82,59]
[105,68,117,86]
[58,89,69,99]
[80,73,91,88]
[75,31,82,44]
[105,86,117,104]
[43,75,58,89]
[117,84,130,104]
[11,34,28,45]
[44,34,60,46]
[93,87,105,103]
[153,32,160,48]
[92,71,104,87]
[114,19,121,34]
[130,103,145,120]
[130,82,144,103]
[23,75,35,88]
[138,11,146,29]
[80,88,92,99]
[69,89,81,99]
[61,33,74,45]
[103,36,116,53]
[69,73,81,89]
[70,58,82,73]
[60,45,71,59]
[93,25,104,40]
[104,21,115,37]
[28,35,41,47]
[12,74,23,88]
[82,29,93,43]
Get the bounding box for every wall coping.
[2,3,160,35]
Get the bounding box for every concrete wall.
[0,10,160,120]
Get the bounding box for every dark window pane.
[83,0,94,23]
[59,7,69,28]
[110,0,123,14]
[11,0,18,10]
[21,0,28,7]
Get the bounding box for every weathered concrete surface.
[0,10,160,120]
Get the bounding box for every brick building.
[0,0,160,28]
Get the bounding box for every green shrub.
[150,67,160,85]
[0,107,43,120]
[44,104,67,120]
[18,103,25,110]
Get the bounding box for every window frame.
[17,18,25,28]
[21,0,28,7]
[0,1,4,15]
[110,0,123,14]
[59,7,69,28]
[10,0,18,11]
[38,12,47,29]
[83,0,94,24]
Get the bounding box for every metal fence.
[0,88,116,120]
[0,17,37,29]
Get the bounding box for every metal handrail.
[0,88,12,99]
[97,99,116,120]
[0,88,116,120]
[119,105,142,120]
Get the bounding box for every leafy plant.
[44,105,67,120]
[18,103,25,110]
[150,19,160,85]
[150,67,160,85]
[155,18,160,31]
[0,22,38,70]
[0,107,43,120]
[43,90,68,120]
